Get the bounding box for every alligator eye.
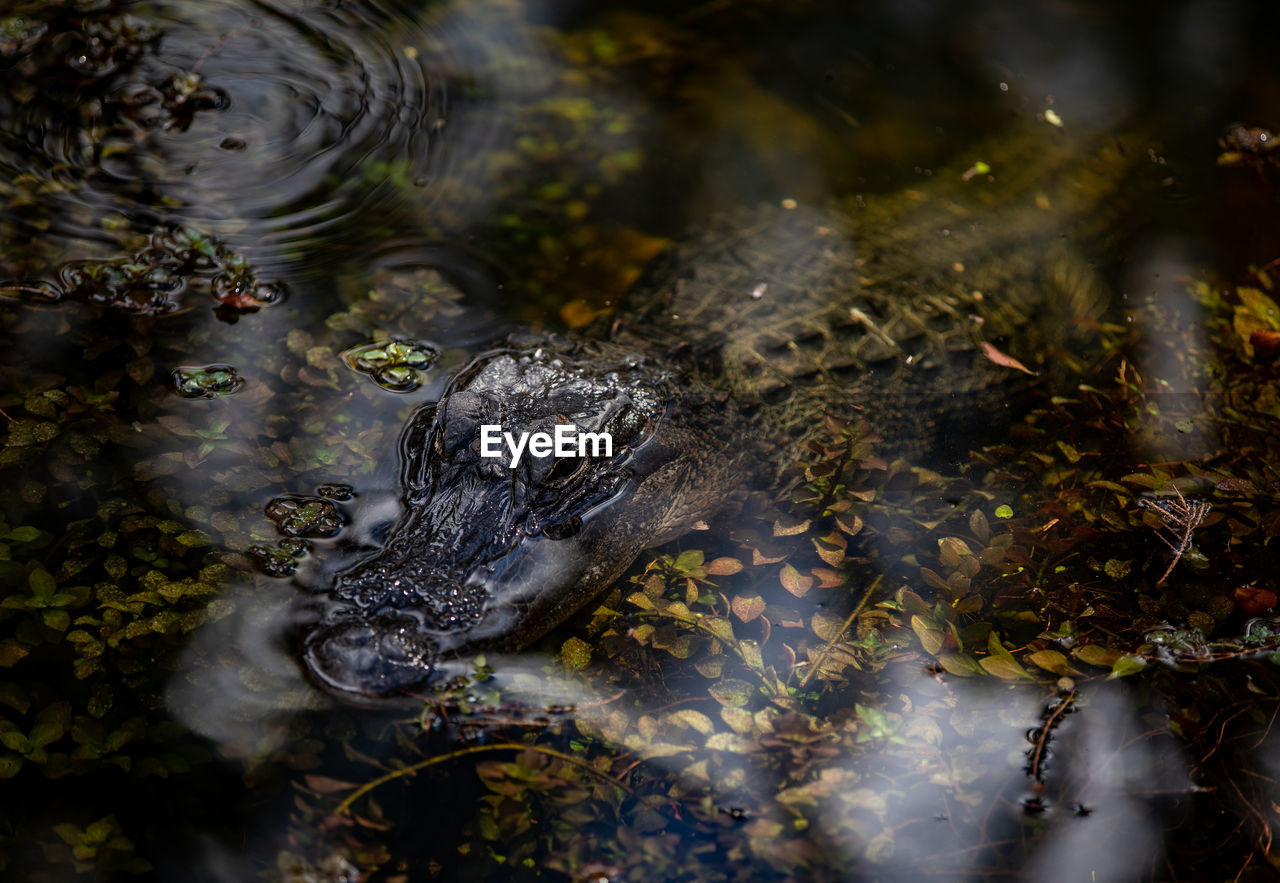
[543,452,586,487]
[605,404,646,447]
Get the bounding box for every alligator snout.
[304,615,439,696]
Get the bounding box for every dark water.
[3,0,1280,880]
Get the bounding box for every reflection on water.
[0,0,546,279]
[3,0,1280,879]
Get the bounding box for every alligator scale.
[303,126,1139,697]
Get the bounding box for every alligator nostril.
[303,618,438,697]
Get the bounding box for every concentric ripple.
[0,0,540,285]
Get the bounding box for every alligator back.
[608,125,1138,459]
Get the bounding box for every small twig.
[1028,690,1076,784]
[1137,484,1210,586]
[333,741,635,817]
[798,574,882,688]
[0,283,59,302]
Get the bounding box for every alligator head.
[302,336,748,697]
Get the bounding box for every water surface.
[3,0,1280,880]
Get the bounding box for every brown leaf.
[1236,585,1278,615]
[812,537,845,567]
[980,341,1037,375]
[1252,329,1280,360]
[834,512,863,535]
[311,772,366,793]
[706,557,744,576]
[751,547,787,566]
[779,563,814,597]
[811,568,847,589]
[732,595,766,622]
[773,514,811,537]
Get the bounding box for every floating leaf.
[1073,644,1122,668]
[670,709,714,735]
[969,510,990,543]
[1026,650,1075,675]
[1109,655,1147,679]
[812,536,845,567]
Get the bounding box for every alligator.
[301,123,1140,697]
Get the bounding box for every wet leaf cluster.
[341,340,436,393]
[171,363,244,399]
[41,226,284,319]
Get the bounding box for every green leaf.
[29,701,71,748]
[42,608,70,631]
[559,637,592,671]
[1109,655,1147,679]
[28,568,56,598]
[937,653,981,677]
[0,641,28,668]
[673,550,704,571]
[855,703,889,731]
[84,816,115,844]
[911,615,944,655]
[1073,644,1122,668]
[980,632,1031,680]
[708,679,753,708]
[980,655,1033,680]
[1026,650,1075,675]
[670,709,714,735]
[1103,559,1132,580]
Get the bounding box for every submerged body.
[303,125,1139,697]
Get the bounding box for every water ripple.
[1,0,536,283]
